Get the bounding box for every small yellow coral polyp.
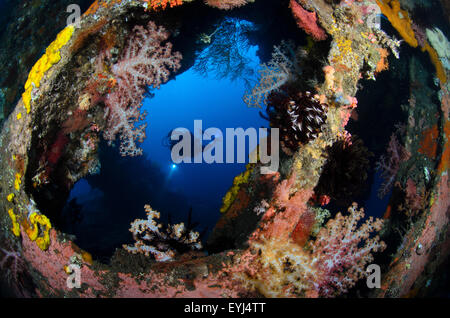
[26,212,52,251]
[376,0,418,48]
[14,173,22,191]
[7,193,14,202]
[22,25,75,114]
[8,209,21,237]
[63,265,71,274]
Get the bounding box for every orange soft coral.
[376,0,418,47]
[375,48,389,74]
[83,0,123,16]
[144,0,183,10]
[376,1,446,83]
[422,43,447,83]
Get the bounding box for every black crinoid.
[264,84,328,154]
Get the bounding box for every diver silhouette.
[162,128,222,162]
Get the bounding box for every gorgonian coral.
[123,205,202,262]
[194,17,257,85]
[265,85,328,154]
[243,41,300,108]
[314,135,372,205]
[104,21,182,157]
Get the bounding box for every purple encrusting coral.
[0,247,25,283]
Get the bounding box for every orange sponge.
[376,0,418,48]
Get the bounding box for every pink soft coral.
[256,172,314,241]
[248,200,386,297]
[104,21,182,156]
[311,203,386,297]
[376,133,411,198]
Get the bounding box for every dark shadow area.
[60,141,197,262]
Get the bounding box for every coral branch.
[243,41,297,108]
[123,205,202,262]
[104,21,182,156]
[143,0,184,11]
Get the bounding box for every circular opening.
[1,0,449,298]
[29,1,323,262]
[60,28,266,259]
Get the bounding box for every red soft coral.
[404,178,425,213]
[289,0,327,41]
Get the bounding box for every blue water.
[363,171,391,218]
[140,45,265,228]
[63,43,266,256]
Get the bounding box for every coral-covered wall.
[0,0,448,298]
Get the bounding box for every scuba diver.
[161,128,222,162]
